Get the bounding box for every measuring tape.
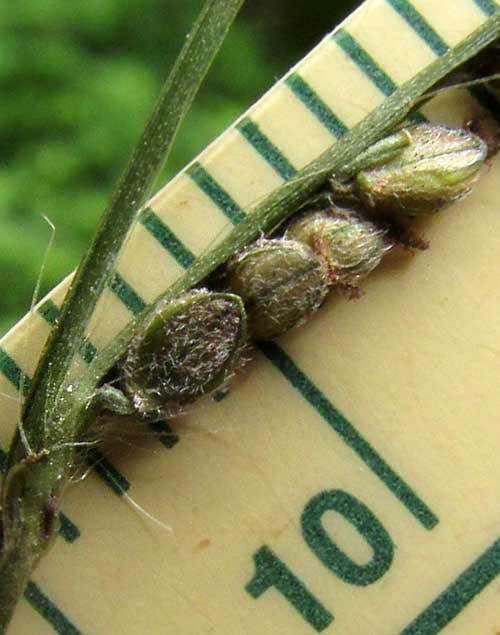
[1,0,500,633]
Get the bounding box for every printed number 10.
[246,489,394,631]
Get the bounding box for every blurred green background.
[0,0,359,335]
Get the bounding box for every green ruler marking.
[57,514,81,543]
[246,545,334,632]
[86,448,130,496]
[259,341,438,530]
[333,29,398,96]
[24,582,82,635]
[187,163,246,224]
[0,348,31,395]
[38,298,61,325]
[401,537,500,634]
[141,208,196,269]
[472,0,500,16]
[149,420,180,449]
[110,272,147,315]
[386,0,449,56]
[237,117,298,180]
[109,275,145,317]
[285,74,348,138]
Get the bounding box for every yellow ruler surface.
[1,0,500,633]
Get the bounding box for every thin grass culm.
[0,4,499,634]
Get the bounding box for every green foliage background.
[0,0,357,335]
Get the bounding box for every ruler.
[2,1,500,633]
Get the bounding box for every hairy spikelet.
[226,239,330,341]
[121,290,246,416]
[354,124,487,215]
[286,207,388,287]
